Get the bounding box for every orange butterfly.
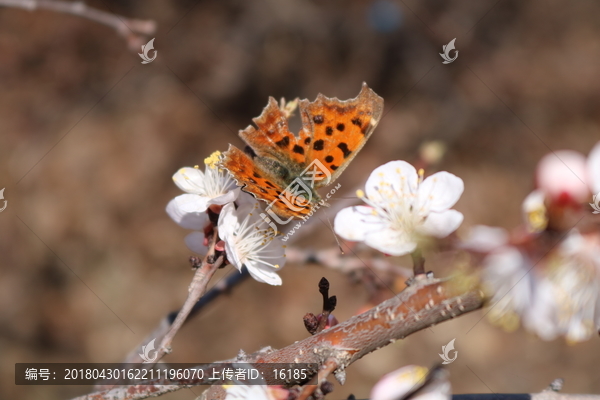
[220,83,384,224]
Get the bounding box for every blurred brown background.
[1,0,600,399]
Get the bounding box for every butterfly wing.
[220,145,311,219]
[238,97,309,171]
[221,83,383,220]
[299,83,384,188]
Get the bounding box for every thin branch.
[297,357,338,400]
[0,0,156,50]
[286,246,412,277]
[151,229,223,365]
[120,268,249,368]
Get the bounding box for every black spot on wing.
[331,165,338,170]
[313,140,325,151]
[337,142,352,158]
[325,155,334,163]
[293,145,305,155]
[326,126,334,136]
[351,118,362,127]
[337,123,345,132]
[276,136,290,148]
[313,115,324,124]
[304,137,311,145]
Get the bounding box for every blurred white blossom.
[527,142,600,230]
[476,226,600,342]
[371,365,451,400]
[334,160,464,256]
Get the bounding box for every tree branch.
[77,274,484,400]
[0,0,156,51]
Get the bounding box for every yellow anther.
[356,189,365,198]
[527,208,548,233]
[194,165,200,169]
[204,151,222,169]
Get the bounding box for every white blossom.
[166,151,239,230]
[219,199,286,286]
[334,160,464,256]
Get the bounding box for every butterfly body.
[221,83,384,220]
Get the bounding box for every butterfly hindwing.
[220,145,310,219]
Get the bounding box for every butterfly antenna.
[322,211,344,254]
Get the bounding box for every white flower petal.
[218,203,239,241]
[537,150,589,203]
[166,195,209,230]
[219,201,284,285]
[184,232,208,255]
[334,206,388,242]
[224,239,244,272]
[174,193,211,214]
[365,160,418,204]
[225,385,272,400]
[236,191,259,209]
[371,366,450,400]
[460,225,509,252]
[523,278,560,341]
[209,187,240,206]
[419,210,463,238]
[245,263,283,286]
[172,167,206,193]
[588,141,600,194]
[365,226,417,256]
[418,171,464,213]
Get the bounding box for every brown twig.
[0,0,156,51]
[297,357,338,400]
[151,228,223,365]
